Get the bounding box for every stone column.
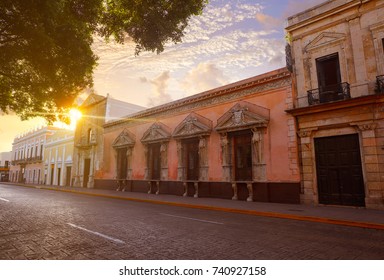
[176,141,184,181]
[348,16,369,96]
[297,129,316,205]
[252,128,266,181]
[220,133,231,181]
[354,122,383,209]
[160,142,168,180]
[87,146,95,188]
[198,137,208,181]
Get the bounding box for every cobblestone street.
[1,184,383,260]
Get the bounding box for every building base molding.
[94,179,300,204]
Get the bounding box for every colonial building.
[43,129,74,186]
[72,93,145,188]
[97,68,301,204]
[286,0,384,209]
[10,126,62,184]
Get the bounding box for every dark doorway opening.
[66,166,71,186]
[116,148,128,180]
[231,130,253,181]
[83,158,91,188]
[148,143,161,180]
[184,139,200,181]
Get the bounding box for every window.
[230,131,253,181]
[316,53,341,94]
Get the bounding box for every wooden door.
[149,143,161,180]
[232,131,252,181]
[184,139,199,181]
[315,134,365,206]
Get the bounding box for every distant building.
[0,151,11,182]
[43,129,74,186]
[96,68,301,204]
[286,0,384,209]
[10,127,62,184]
[72,93,146,188]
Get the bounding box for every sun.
[68,108,82,130]
[52,108,82,130]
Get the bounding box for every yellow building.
[44,129,74,186]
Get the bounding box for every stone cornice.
[104,68,290,130]
[286,0,364,33]
[286,93,384,117]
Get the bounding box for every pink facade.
[96,68,300,203]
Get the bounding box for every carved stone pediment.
[215,101,269,133]
[305,32,346,52]
[80,93,105,107]
[112,129,135,148]
[173,112,212,139]
[141,122,171,144]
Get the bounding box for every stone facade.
[286,0,384,209]
[98,68,301,204]
[72,94,145,188]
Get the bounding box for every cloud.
[141,71,173,107]
[255,13,283,29]
[91,0,289,106]
[182,63,229,96]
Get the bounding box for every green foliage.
[0,0,207,122]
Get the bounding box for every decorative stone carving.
[304,32,346,52]
[354,122,378,131]
[173,112,212,139]
[252,129,262,163]
[215,101,269,133]
[112,129,135,148]
[220,133,231,182]
[141,122,171,144]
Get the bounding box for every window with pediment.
[173,113,212,182]
[215,101,269,182]
[112,129,135,180]
[141,123,171,180]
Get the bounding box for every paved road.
[0,184,383,260]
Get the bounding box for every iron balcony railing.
[307,82,350,105]
[376,75,384,94]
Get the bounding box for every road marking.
[160,213,224,225]
[0,197,9,202]
[67,223,125,244]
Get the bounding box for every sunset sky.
[0,0,325,152]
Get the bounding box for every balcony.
[11,156,43,165]
[307,82,350,105]
[376,75,384,94]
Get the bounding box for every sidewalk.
[4,183,384,230]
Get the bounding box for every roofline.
[104,67,291,128]
[285,0,368,33]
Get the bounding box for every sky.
[0,0,325,153]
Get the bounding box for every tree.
[0,0,207,123]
